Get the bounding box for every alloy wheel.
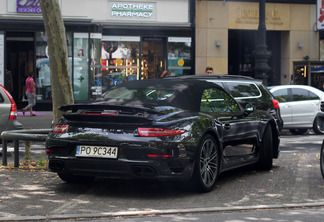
[199,138,219,188]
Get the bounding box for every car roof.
[268,85,324,97]
[170,74,260,82]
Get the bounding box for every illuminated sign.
[109,2,155,19]
[17,0,42,13]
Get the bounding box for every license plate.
[76,145,118,159]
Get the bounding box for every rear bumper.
[48,156,194,181]
[46,136,196,181]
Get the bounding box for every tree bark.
[39,0,74,123]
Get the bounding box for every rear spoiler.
[58,104,160,114]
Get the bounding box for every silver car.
[269,85,324,135]
[0,85,23,138]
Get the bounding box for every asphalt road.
[1,131,324,221]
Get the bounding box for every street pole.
[253,0,271,85]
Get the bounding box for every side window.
[292,88,318,101]
[200,88,240,113]
[272,89,289,103]
[309,91,320,100]
[225,82,261,99]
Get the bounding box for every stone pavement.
[0,133,324,221]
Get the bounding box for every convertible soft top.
[100,78,224,112]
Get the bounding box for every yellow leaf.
[33,181,40,184]
[238,180,245,182]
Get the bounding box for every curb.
[1,202,324,221]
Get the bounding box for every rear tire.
[257,125,273,171]
[313,117,324,135]
[289,129,308,135]
[57,173,95,183]
[192,134,220,192]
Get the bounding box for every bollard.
[2,138,7,166]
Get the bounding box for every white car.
[0,85,23,138]
[268,85,324,135]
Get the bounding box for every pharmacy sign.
[109,2,156,19]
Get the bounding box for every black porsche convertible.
[46,78,280,192]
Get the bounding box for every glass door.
[73,33,89,101]
[142,37,166,79]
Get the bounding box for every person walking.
[22,72,37,116]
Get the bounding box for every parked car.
[172,75,283,131]
[46,78,280,192]
[0,85,23,138]
[268,85,324,135]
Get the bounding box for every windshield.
[103,87,175,102]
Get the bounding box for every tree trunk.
[39,0,74,124]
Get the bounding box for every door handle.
[224,123,231,130]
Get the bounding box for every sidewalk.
[17,110,53,129]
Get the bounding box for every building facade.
[0,0,195,110]
[196,0,319,86]
[1,0,324,111]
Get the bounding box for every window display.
[101,36,140,91]
[168,37,191,76]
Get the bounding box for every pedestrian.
[22,72,37,116]
[205,66,213,75]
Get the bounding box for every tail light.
[53,124,69,133]
[147,154,172,158]
[0,85,18,120]
[138,128,184,137]
[272,99,280,109]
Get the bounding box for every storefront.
[0,0,195,110]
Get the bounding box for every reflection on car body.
[46,78,280,192]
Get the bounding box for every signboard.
[228,2,290,31]
[108,2,156,20]
[16,0,42,13]
[318,0,324,30]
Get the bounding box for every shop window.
[320,39,324,61]
[167,37,191,77]
[101,36,140,91]
[90,33,102,99]
[35,31,72,101]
